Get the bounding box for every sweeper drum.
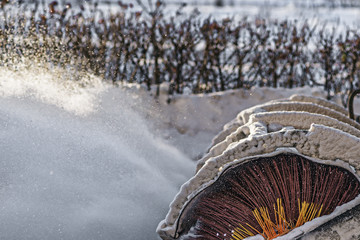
[157,95,360,240]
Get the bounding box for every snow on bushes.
[1,1,360,101]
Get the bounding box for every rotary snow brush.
[157,95,360,240]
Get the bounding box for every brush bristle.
[177,153,360,240]
[232,198,323,240]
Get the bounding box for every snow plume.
[0,65,106,115]
[0,70,195,239]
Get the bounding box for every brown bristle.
[177,153,360,240]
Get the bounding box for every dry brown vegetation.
[1,0,360,104]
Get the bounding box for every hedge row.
[1,1,360,104]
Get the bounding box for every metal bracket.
[348,89,360,123]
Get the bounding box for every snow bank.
[123,84,328,160]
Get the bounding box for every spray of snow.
[0,67,195,240]
[0,66,106,115]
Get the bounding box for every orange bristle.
[177,153,360,240]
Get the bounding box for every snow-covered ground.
[3,64,358,239]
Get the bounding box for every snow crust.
[199,96,358,170]
[157,95,360,240]
[198,111,360,172]
[210,95,351,147]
